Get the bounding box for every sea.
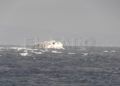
[0,46,120,86]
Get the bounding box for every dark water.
[0,47,120,86]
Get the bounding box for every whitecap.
[68,52,76,55]
[51,50,62,54]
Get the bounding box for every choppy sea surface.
[0,46,120,86]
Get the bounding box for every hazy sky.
[0,0,120,46]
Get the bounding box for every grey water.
[0,46,120,86]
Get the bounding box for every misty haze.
[0,0,120,86]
